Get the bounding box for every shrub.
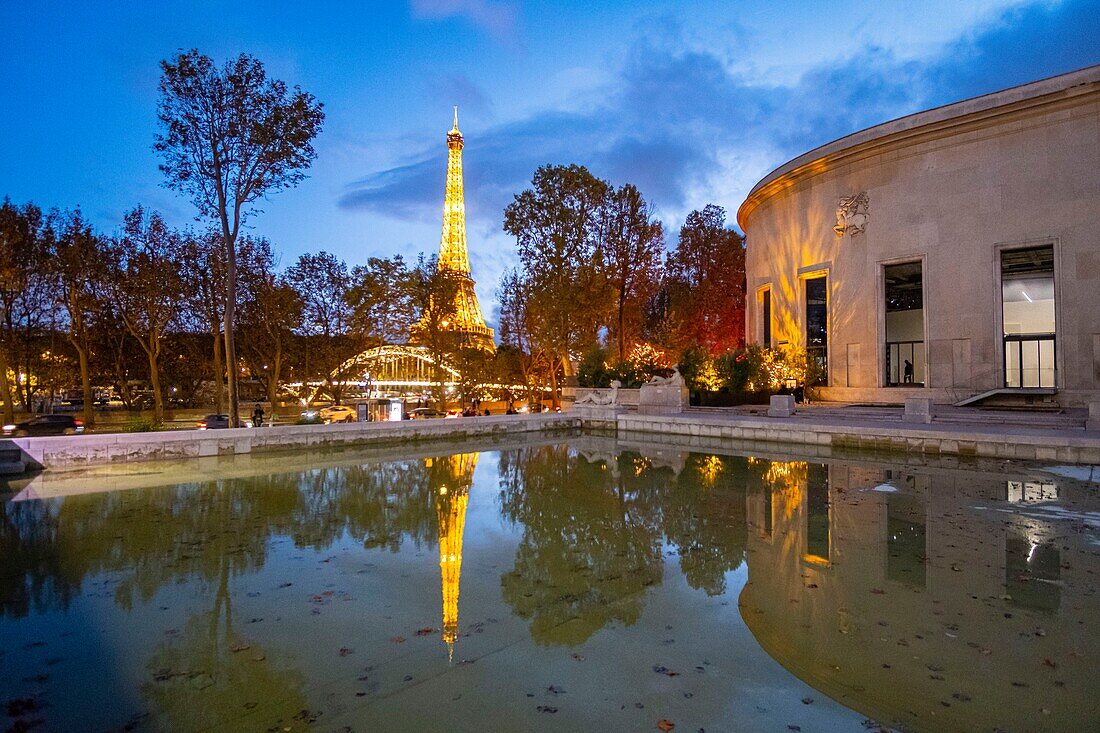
[677,345,713,392]
[715,345,770,392]
[123,417,161,433]
[579,343,667,389]
[609,360,645,388]
[295,415,323,425]
[577,345,612,388]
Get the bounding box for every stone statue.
[834,192,870,236]
[575,380,621,406]
[645,367,683,387]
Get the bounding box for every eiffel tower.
[423,107,495,352]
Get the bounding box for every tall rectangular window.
[884,262,925,386]
[762,288,772,348]
[805,276,828,381]
[1001,246,1055,387]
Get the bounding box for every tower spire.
[410,108,495,352]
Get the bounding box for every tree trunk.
[617,297,626,361]
[267,345,282,407]
[0,347,13,423]
[211,328,225,412]
[549,358,560,410]
[76,344,93,427]
[146,343,164,422]
[224,240,239,427]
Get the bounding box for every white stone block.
[1088,401,1100,432]
[903,397,935,424]
[768,395,796,417]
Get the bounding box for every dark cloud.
[930,0,1100,102]
[344,0,1100,233]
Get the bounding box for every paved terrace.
[618,404,1100,465]
[3,403,1100,476]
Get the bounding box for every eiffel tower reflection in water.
[428,452,479,661]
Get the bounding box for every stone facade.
[738,66,1100,406]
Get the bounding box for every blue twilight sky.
[1,0,1098,327]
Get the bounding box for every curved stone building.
[738,66,1100,406]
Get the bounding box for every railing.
[885,340,924,387]
[1003,333,1056,388]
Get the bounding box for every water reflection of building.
[740,458,1098,731]
[429,452,479,661]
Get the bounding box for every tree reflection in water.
[2,442,1094,732]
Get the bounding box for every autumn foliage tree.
[601,183,664,360]
[52,209,108,426]
[105,207,188,421]
[155,49,324,425]
[650,204,746,356]
[0,200,52,421]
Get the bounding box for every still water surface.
[1,437,1097,732]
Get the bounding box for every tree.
[408,255,461,410]
[497,268,552,409]
[0,199,57,419]
[155,49,324,426]
[52,209,107,426]
[239,272,302,406]
[106,207,187,421]
[601,184,664,360]
[178,231,227,411]
[284,251,353,404]
[663,204,746,355]
[347,256,414,348]
[503,164,613,406]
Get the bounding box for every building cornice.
[736,65,1100,232]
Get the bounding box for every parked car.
[408,408,443,419]
[196,414,231,430]
[3,414,84,437]
[320,405,357,424]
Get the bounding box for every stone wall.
[8,414,579,472]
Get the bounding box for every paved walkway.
[687,403,1093,434]
[616,405,1100,464]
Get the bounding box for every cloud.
[409,0,517,39]
[428,74,494,118]
[349,0,1100,329]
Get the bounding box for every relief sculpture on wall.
[834,192,869,236]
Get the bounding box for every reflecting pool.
[2,437,1098,732]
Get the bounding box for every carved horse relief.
[834,192,870,236]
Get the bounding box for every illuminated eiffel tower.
[423,107,495,352]
[431,452,479,662]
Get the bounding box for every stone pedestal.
[1087,401,1100,432]
[768,395,796,417]
[903,397,936,424]
[571,404,626,429]
[639,378,689,415]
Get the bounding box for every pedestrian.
[252,403,265,427]
[903,359,914,384]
